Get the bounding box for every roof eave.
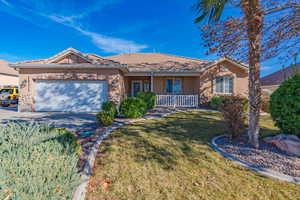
[10,64,129,72]
[0,72,18,76]
[128,70,202,73]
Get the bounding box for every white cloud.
[47,14,148,54]
[77,28,148,54]
[0,0,148,54]
[0,0,10,6]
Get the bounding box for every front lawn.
[87,111,300,200]
[0,124,80,199]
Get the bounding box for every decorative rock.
[263,134,300,156]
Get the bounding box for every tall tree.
[195,0,300,148]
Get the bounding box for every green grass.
[0,123,80,200]
[87,111,300,200]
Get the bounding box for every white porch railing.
[155,95,199,107]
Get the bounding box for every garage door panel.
[35,81,108,112]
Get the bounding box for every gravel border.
[211,135,300,185]
[72,108,206,200]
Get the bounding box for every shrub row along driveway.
[87,111,300,200]
[0,107,96,131]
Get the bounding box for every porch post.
[151,72,154,92]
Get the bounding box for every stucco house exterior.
[0,59,18,88]
[10,48,249,112]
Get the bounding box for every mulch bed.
[215,136,300,178]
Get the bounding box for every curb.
[211,135,300,185]
[72,109,194,200]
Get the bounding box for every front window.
[214,76,233,94]
[166,79,182,94]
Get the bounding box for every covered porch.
[124,73,200,107]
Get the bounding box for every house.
[0,59,18,88]
[261,63,300,94]
[10,48,249,112]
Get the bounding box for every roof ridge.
[152,52,209,62]
[107,52,209,63]
[261,62,300,79]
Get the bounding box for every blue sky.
[0,0,290,76]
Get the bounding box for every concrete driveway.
[0,106,97,131]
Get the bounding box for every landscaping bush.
[137,91,156,110]
[96,111,114,126]
[210,95,248,112]
[270,74,300,136]
[96,101,117,126]
[220,95,246,139]
[120,97,147,118]
[210,96,224,110]
[0,123,80,199]
[102,101,117,117]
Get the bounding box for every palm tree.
[195,0,263,148]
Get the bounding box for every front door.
[131,81,142,97]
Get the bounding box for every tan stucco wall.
[199,61,248,104]
[262,85,278,94]
[18,60,248,111]
[18,68,125,112]
[153,76,199,95]
[0,74,19,87]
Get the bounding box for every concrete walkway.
[0,106,97,131]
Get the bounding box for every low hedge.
[136,91,156,110]
[0,123,80,199]
[120,97,147,118]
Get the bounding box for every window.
[143,81,150,92]
[166,79,182,94]
[214,76,233,94]
[131,81,142,97]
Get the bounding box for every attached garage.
[11,48,128,112]
[35,80,108,112]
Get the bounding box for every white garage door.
[35,80,108,112]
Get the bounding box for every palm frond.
[194,0,229,23]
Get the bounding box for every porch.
[124,75,200,107]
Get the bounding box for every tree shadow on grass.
[105,112,226,170]
[109,111,279,170]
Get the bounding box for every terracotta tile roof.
[106,53,211,72]
[260,63,300,86]
[0,59,18,76]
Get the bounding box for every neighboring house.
[10,48,249,112]
[0,59,18,88]
[261,63,300,94]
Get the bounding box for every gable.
[46,48,94,64]
[53,53,92,64]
